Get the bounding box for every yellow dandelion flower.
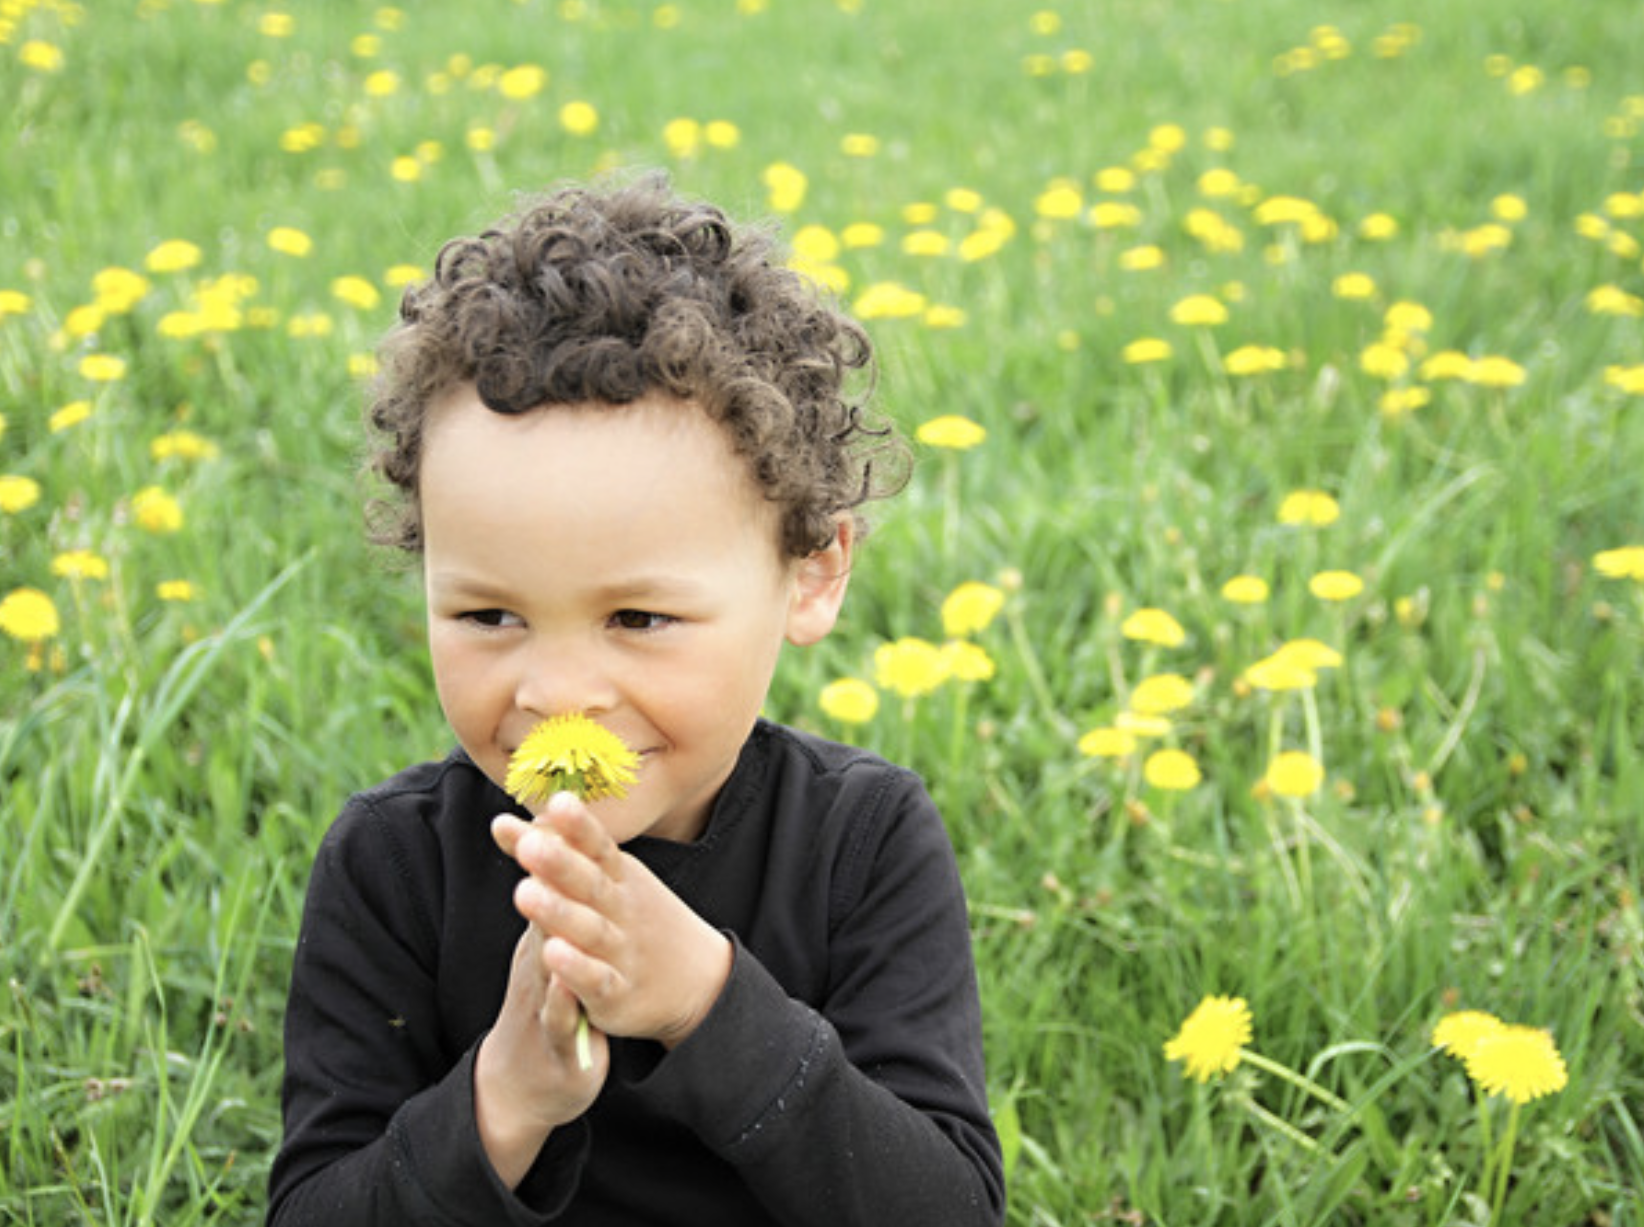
[1420,350,1474,381]
[853,281,927,320]
[1122,337,1172,365]
[0,475,43,514]
[79,354,128,383]
[762,162,808,214]
[505,712,640,809]
[1309,570,1364,601]
[145,239,203,273]
[1078,727,1137,758]
[1121,607,1186,647]
[1277,489,1340,527]
[267,226,314,257]
[1130,673,1195,715]
[1253,195,1320,226]
[1380,387,1432,417]
[1165,995,1252,1082]
[1033,181,1083,220]
[1221,574,1270,604]
[156,579,200,602]
[1275,639,1343,671]
[874,637,950,698]
[941,581,1006,637]
[841,222,884,249]
[1384,300,1432,333]
[1332,272,1377,300]
[942,640,996,682]
[1119,244,1166,271]
[1465,1025,1569,1105]
[0,289,33,317]
[1593,546,1644,580]
[1089,201,1143,229]
[51,401,90,433]
[20,39,66,72]
[1587,285,1644,317]
[331,275,382,311]
[819,677,879,724]
[915,414,986,450]
[704,120,740,148]
[1143,748,1202,791]
[497,64,548,100]
[1432,1010,1505,1060]
[93,267,152,313]
[132,486,184,534]
[1264,750,1324,797]
[560,100,599,136]
[0,588,60,643]
[1169,294,1228,326]
[840,132,880,158]
[1223,345,1287,376]
[1115,711,1173,738]
[902,229,951,257]
[51,550,110,581]
[1243,652,1317,691]
[150,430,220,462]
[1467,356,1527,389]
[1359,342,1411,380]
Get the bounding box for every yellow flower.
[1332,272,1377,300]
[704,120,740,148]
[1223,345,1287,376]
[819,678,879,724]
[664,117,703,159]
[0,475,42,514]
[1275,638,1343,671]
[1078,727,1137,758]
[940,640,995,683]
[1121,607,1186,647]
[505,712,640,808]
[1420,350,1475,381]
[1119,245,1166,271]
[1220,574,1270,604]
[1359,212,1400,240]
[1384,300,1432,333]
[1309,570,1364,601]
[853,282,927,320]
[497,64,548,100]
[762,162,808,214]
[1034,181,1083,220]
[1116,711,1173,738]
[157,579,200,602]
[151,430,221,462]
[1264,750,1324,797]
[79,354,128,383]
[51,550,110,581]
[941,581,1006,637]
[1130,673,1194,715]
[267,226,314,257]
[840,132,880,158]
[1164,995,1252,1082]
[915,414,986,450]
[1169,294,1228,326]
[145,239,203,273]
[841,222,884,249]
[1122,337,1172,365]
[331,275,382,311]
[0,289,33,317]
[1380,387,1432,417]
[1464,1025,1569,1105]
[1277,489,1340,527]
[901,229,950,257]
[560,100,599,136]
[1593,546,1644,580]
[132,486,184,534]
[1242,652,1317,691]
[1432,1010,1505,1059]
[93,267,152,313]
[0,588,60,643]
[1359,342,1410,380]
[874,637,950,698]
[20,39,66,72]
[1586,285,1644,317]
[1143,748,1201,791]
[1466,356,1527,389]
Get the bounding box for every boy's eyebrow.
[426,570,712,603]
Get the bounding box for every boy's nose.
[514,643,617,718]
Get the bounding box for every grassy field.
[3,1,1643,1223]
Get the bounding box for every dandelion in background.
[874,637,950,699]
[79,354,128,383]
[145,239,203,274]
[915,415,986,450]
[51,551,110,582]
[941,582,1005,638]
[1165,994,1252,1081]
[1130,673,1194,715]
[1433,1009,1569,1222]
[1169,294,1229,326]
[819,678,878,725]
[131,486,184,534]
[1143,747,1201,790]
[1309,569,1365,601]
[1078,727,1137,759]
[0,475,42,515]
[156,580,200,603]
[1263,750,1324,798]
[1121,607,1185,647]
[1122,337,1172,364]
[1220,574,1270,604]
[1277,489,1340,527]
[0,588,60,643]
[1593,545,1644,580]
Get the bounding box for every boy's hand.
[492,794,733,1050]
[473,917,608,1189]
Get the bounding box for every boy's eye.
[609,609,673,632]
[461,609,522,628]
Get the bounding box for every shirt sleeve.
[266,796,589,1227]
[632,778,1006,1226]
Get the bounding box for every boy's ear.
[785,516,855,646]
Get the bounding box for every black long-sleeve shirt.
[268,720,1004,1226]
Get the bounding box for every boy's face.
[420,385,849,844]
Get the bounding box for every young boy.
[267,174,1004,1226]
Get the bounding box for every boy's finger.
[491,813,532,858]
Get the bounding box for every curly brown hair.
[365,172,909,557]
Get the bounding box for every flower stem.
[1238,1095,1323,1153]
[1490,1101,1521,1225]
[575,1011,593,1072]
[1239,1048,1351,1114]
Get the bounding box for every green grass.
[3,1,1643,1223]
